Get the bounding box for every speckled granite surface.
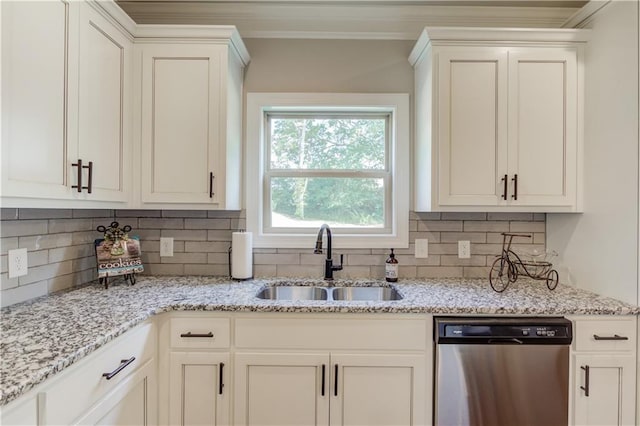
[1,275,638,406]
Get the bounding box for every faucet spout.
[314,224,342,280]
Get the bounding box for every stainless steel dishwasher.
[434,317,572,426]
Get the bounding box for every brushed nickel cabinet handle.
[180,331,214,338]
[580,365,590,397]
[103,357,135,380]
[593,334,629,341]
[501,174,508,200]
[72,159,83,193]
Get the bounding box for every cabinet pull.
[72,159,93,193]
[86,161,93,194]
[593,334,629,341]
[209,172,215,198]
[321,364,326,396]
[180,331,214,338]
[72,159,83,193]
[334,364,339,397]
[501,174,508,200]
[103,357,135,380]
[580,365,590,397]
[511,174,518,200]
[219,362,224,395]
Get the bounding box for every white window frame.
[246,93,409,249]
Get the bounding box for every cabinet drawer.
[170,317,230,349]
[43,321,155,425]
[235,315,427,351]
[574,317,636,352]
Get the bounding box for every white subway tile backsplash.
[0,237,19,255]
[48,219,93,233]
[19,209,73,220]
[510,221,546,233]
[441,212,487,221]
[20,233,73,251]
[1,280,48,308]
[19,261,72,286]
[440,232,487,243]
[185,219,231,230]
[161,229,207,241]
[0,208,546,306]
[1,209,19,220]
[1,220,48,237]
[418,220,463,232]
[463,221,510,232]
[139,218,184,229]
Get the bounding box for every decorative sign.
[94,221,144,279]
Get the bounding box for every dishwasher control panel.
[435,317,573,345]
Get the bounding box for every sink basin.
[332,286,402,301]
[256,286,328,301]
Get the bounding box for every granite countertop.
[1,275,638,406]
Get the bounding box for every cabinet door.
[573,354,636,426]
[140,44,222,204]
[74,358,158,425]
[169,352,229,426]
[1,0,76,200]
[507,49,578,207]
[75,3,131,202]
[234,352,330,426]
[330,353,426,426]
[437,50,508,206]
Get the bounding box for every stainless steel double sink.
[256,284,402,302]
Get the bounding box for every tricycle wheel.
[546,269,559,290]
[490,258,512,293]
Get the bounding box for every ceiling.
[115,0,597,39]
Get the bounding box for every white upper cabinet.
[410,28,588,212]
[136,27,249,210]
[1,1,133,207]
[1,1,74,201]
[75,3,133,203]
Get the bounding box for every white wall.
[242,38,414,93]
[547,1,639,304]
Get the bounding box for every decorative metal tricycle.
[489,232,559,293]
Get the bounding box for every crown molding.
[133,24,251,64]
[561,0,611,28]
[116,2,583,40]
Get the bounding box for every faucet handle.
[333,254,344,271]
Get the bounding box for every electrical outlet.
[415,239,429,258]
[160,237,174,257]
[458,241,471,259]
[8,248,28,278]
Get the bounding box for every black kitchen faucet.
[314,224,343,281]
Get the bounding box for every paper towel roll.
[231,231,253,280]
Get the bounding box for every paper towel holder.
[228,230,253,281]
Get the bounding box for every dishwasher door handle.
[487,338,523,344]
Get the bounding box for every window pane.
[270,177,385,228]
[269,116,386,170]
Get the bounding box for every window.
[246,93,409,249]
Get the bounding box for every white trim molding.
[246,93,410,249]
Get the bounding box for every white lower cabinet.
[570,316,637,426]
[573,354,636,426]
[75,358,156,425]
[234,352,330,426]
[233,314,429,426]
[0,321,157,426]
[331,353,422,426]
[168,352,230,426]
[234,353,425,426]
[158,314,232,426]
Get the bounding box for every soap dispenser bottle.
[385,249,398,282]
